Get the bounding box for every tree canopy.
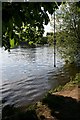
[2,2,61,50]
[50,2,80,65]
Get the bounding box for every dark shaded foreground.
[42,93,80,120]
[2,93,80,120]
[2,105,38,120]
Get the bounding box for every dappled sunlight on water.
[1,47,78,108]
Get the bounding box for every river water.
[0,47,70,107]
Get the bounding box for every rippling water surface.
[0,47,70,107]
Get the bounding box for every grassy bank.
[49,72,80,94]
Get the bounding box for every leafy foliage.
[46,32,54,46]
[51,2,80,64]
[2,2,61,50]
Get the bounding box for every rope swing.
[54,10,56,67]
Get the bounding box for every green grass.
[49,72,80,94]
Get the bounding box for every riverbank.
[2,73,80,120]
[35,73,80,120]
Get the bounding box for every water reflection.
[21,48,36,63]
[1,47,70,108]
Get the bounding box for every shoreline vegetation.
[2,71,80,120]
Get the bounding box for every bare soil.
[36,85,80,120]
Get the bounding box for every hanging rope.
[54,10,56,67]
